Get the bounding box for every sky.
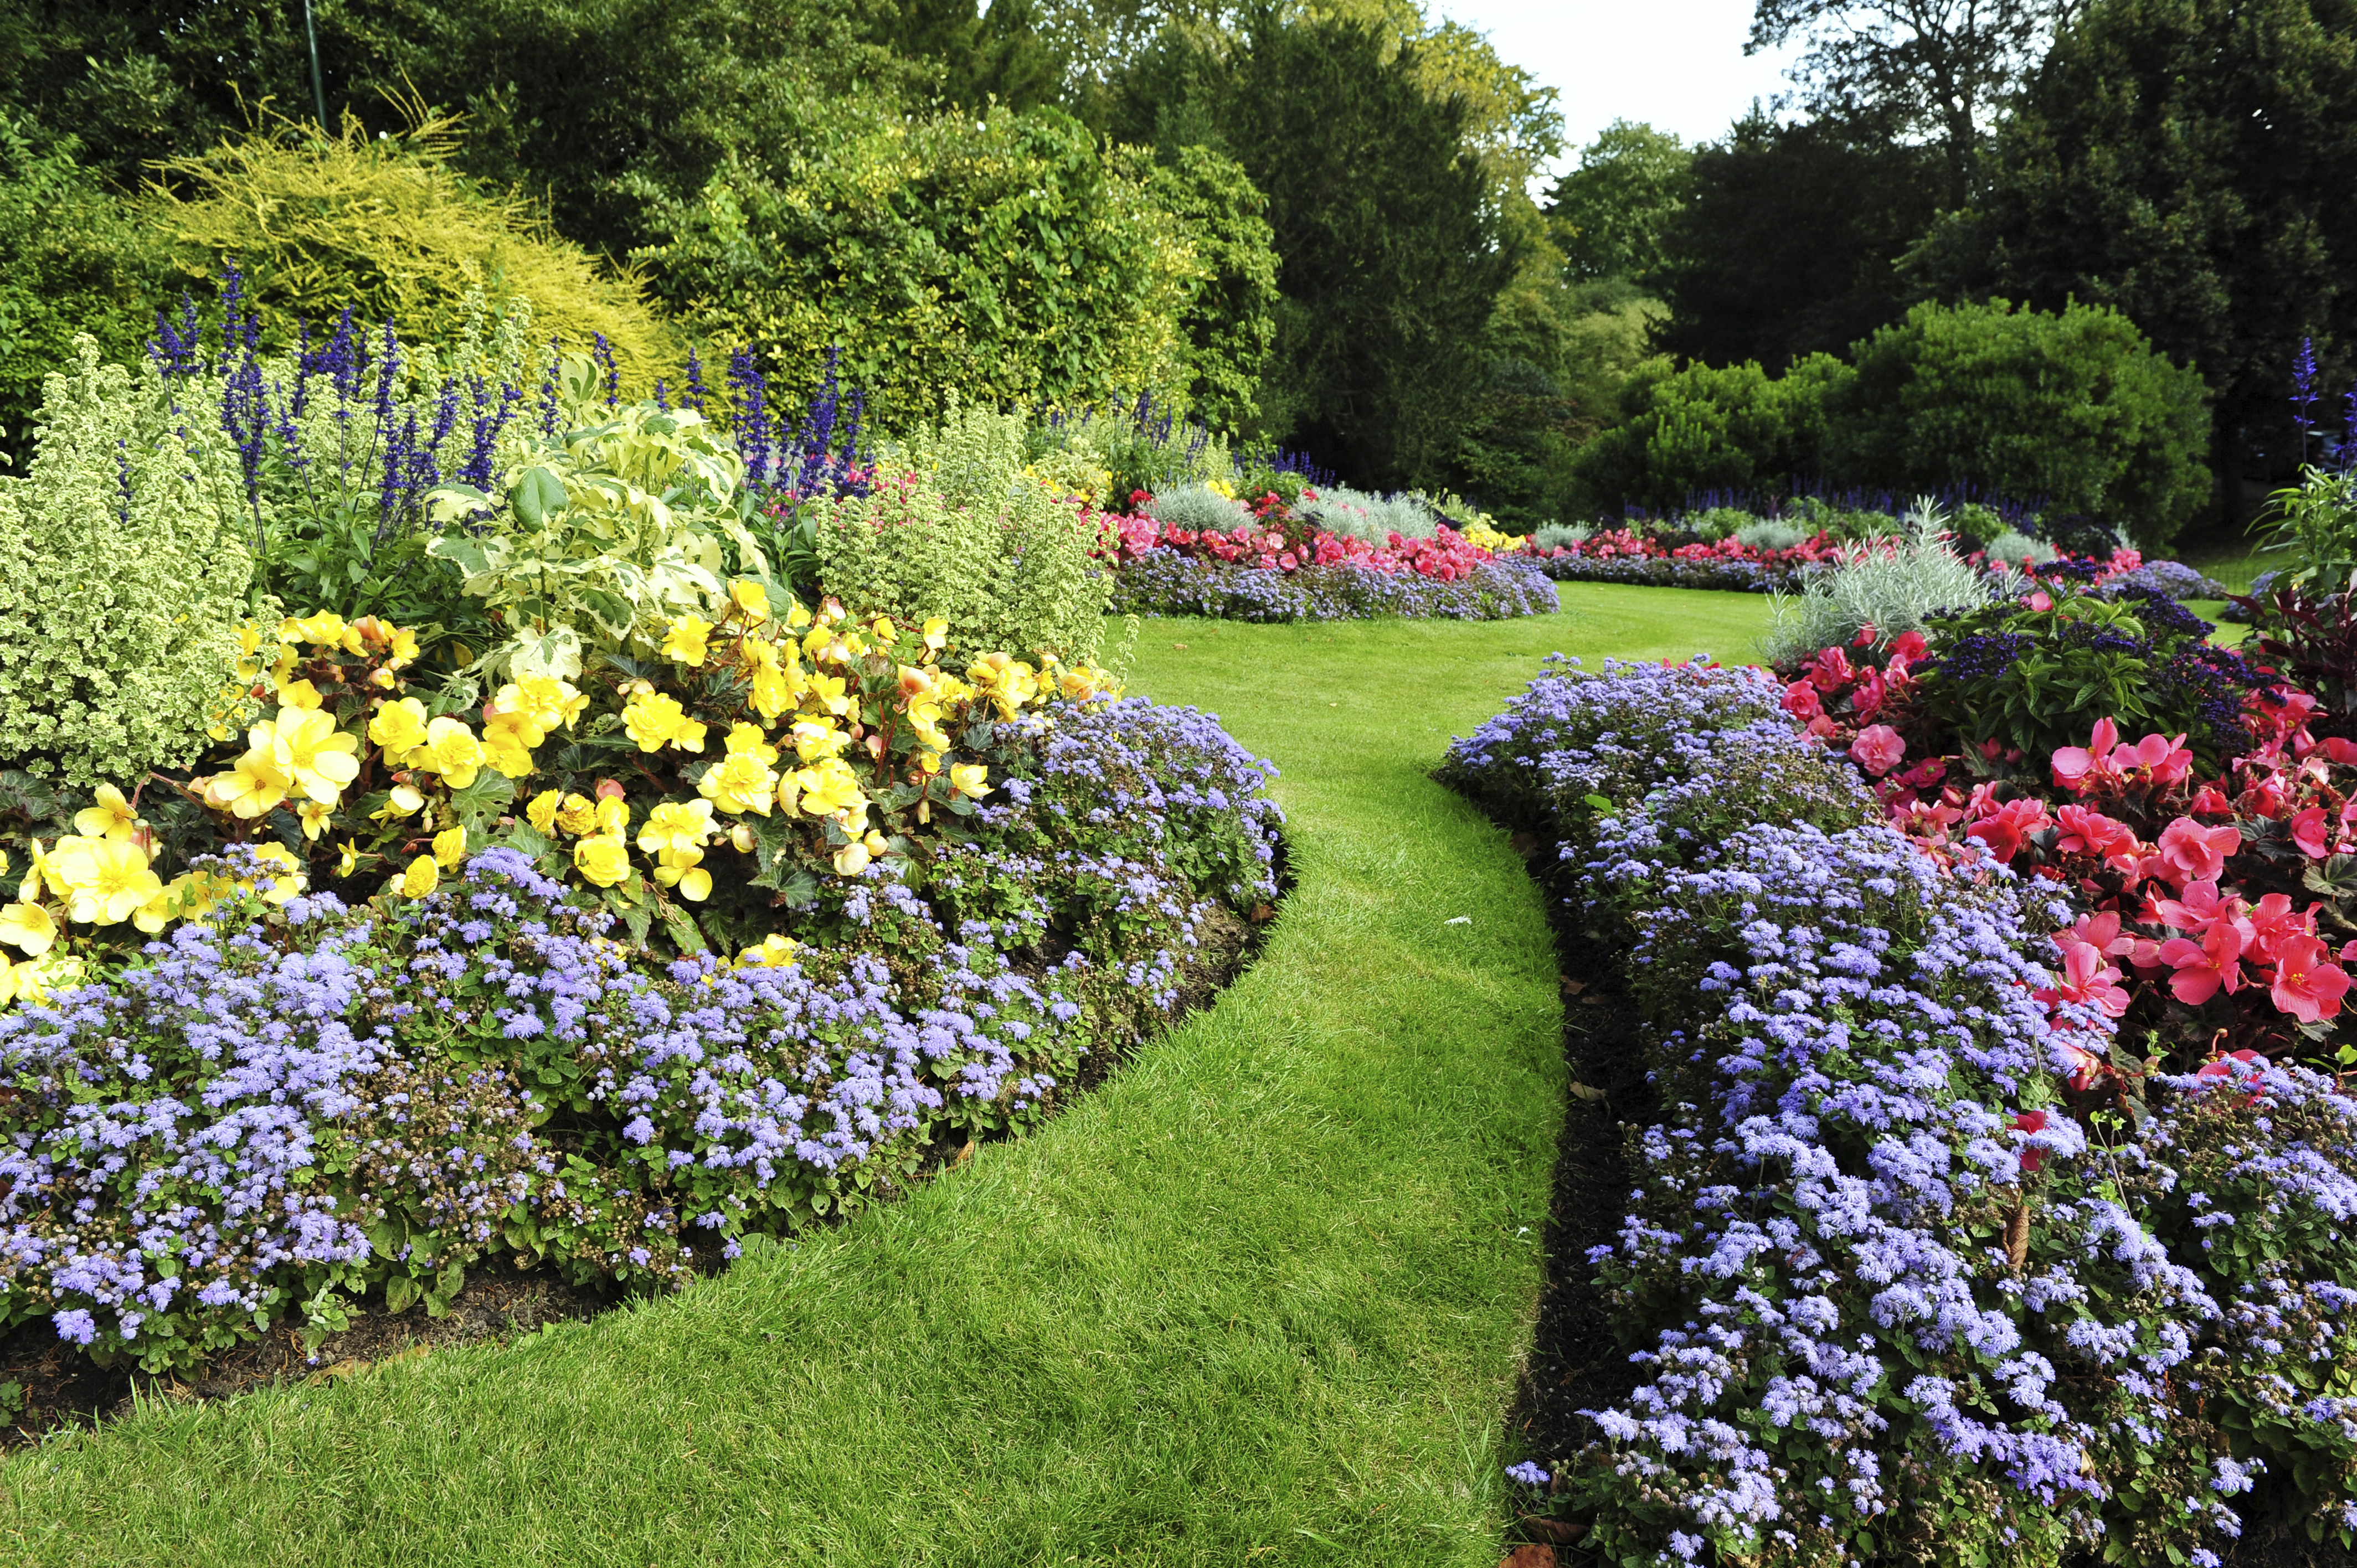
[1425,0,1803,179]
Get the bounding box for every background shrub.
[1833,299,2211,548]
[149,114,678,388]
[1569,352,1850,514]
[0,121,174,474]
[0,339,257,787]
[637,105,1275,435]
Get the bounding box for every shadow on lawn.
[0,835,1293,1452]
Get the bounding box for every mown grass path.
[1,585,1770,1567]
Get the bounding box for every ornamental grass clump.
[1759,501,1997,665]
[1445,657,2357,1567]
[0,337,258,788]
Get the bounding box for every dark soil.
[0,834,1290,1451]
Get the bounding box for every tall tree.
[1109,9,1513,486]
[1651,110,1944,369]
[1949,0,2357,520]
[1749,0,2079,204]
[1545,120,1692,284]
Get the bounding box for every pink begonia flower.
[2013,1110,2050,1173]
[1808,646,1855,693]
[2035,938,2133,1018]
[2051,718,2121,790]
[2154,817,2241,886]
[2292,805,2333,859]
[2191,785,2235,816]
[1965,796,2051,863]
[2054,805,2142,873]
[1889,630,1927,662]
[2245,892,2309,964]
[1849,724,1906,777]
[2269,933,2351,1023]
[2157,921,2244,1004]
[2148,878,2239,935]
[1851,625,1877,647]
[2029,590,2054,611]
[2325,736,2357,765]
[1782,680,1824,720]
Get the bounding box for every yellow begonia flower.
[723,721,779,765]
[294,611,347,646]
[11,950,84,1005]
[922,617,949,653]
[74,783,141,842]
[385,625,420,666]
[132,885,175,935]
[662,615,713,667]
[574,834,630,887]
[276,678,324,710]
[0,953,18,1008]
[237,623,266,659]
[786,601,814,630]
[297,800,334,840]
[414,715,486,790]
[637,800,717,857]
[790,718,850,764]
[869,617,896,643]
[698,751,778,816]
[653,844,711,901]
[554,793,598,835]
[863,830,888,855]
[369,698,431,764]
[622,690,706,754]
[272,706,363,804]
[336,840,361,878]
[19,841,60,902]
[729,579,770,621]
[53,837,162,926]
[526,789,563,834]
[482,736,537,781]
[433,826,468,869]
[1059,666,1102,701]
[206,741,292,821]
[749,659,805,723]
[806,673,853,717]
[0,901,58,957]
[832,841,871,876]
[950,764,991,800]
[373,783,426,823]
[594,795,631,837]
[397,854,439,899]
[491,675,587,738]
[795,759,868,819]
[740,933,799,967]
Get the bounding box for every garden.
[14,1,2357,1564]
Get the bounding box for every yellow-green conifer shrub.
[815,404,1110,663]
[147,112,678,392]
[0,339,258,787]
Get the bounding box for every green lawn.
[0,584,1771,1567]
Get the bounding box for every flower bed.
[0,586,1282,1376]
[1103,494,1559,621]
[1521,527,1839,593]
[1107,546,1557,622]
[1445,658,2357,1568]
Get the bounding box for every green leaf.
[512,466,570,529]
[384,1272,420,1315]
[660,903,708,953]
[447,771,518,835]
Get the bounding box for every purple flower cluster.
[0,702,1281,1375]
[1109,548,1558,622]
[2096,559,2232,602]
[1445,658,2357,1566]
[1531,554,1823,594]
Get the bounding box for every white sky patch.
[1426,0,1804,182]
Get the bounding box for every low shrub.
[1299,483,1439,544]
[808,404,1114,666]
[1445,657,2357,1567]
[1109,549,1556,622]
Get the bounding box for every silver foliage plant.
[1144,483,1251,533]
[1298,484,1438,544]
[1758,498,2003,664]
